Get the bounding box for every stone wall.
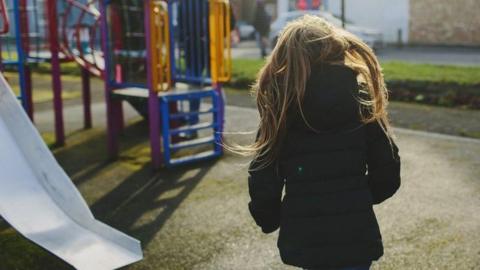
[409,0,480,46]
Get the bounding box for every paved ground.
[2,99,480,269]
[233,41,480,66]
[377,46,480,66]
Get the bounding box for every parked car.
[236,20,256,40]
[269,11,383,50]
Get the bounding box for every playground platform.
[1,99,479,269]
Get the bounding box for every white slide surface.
[0,74,143,269]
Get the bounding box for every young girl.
[238,15,401,269]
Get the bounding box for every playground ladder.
[160,89,222,166]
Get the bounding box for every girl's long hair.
[227,15,394,169]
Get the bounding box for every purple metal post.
[116,101,125,132]
[100,1,119,159]
[47,0,65,146]
[144,0,162,169]
[81,67,92,129]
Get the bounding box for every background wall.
[409,0,480,46]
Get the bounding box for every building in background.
[409,0,480,46]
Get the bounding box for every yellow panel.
[150,1,171,92]
[209,0,232,83]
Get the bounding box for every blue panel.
[168,0,211,86]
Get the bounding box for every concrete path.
[34,101,138,134]
[24,102,480,269]
[377,46,480,66]
[233,41,480,66]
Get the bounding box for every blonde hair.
[228,15,394,169]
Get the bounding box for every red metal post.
[100,1,119,159]
[47,0,65,146]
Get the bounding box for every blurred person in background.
[253,0,271,58]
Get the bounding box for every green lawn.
[382,61,480,85]
[231,59,480,87]
[231,59,265,84]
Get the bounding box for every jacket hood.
[289,63,361,133]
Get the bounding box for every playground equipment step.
[111,88,150,99]
[170,122,217,136]
[112,87,213,99]
[170,136,216,151]
[170,150,221,166]
[170,109,218,120]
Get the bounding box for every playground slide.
[0,74,143,270]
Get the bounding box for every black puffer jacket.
[248,64,401,269]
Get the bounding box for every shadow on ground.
[90,160,215,249]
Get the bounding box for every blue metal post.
[213,90,222,155]
[160,98,171,166]
[13,0,31,119]
[203,0,210,78]
[167,1,176,85]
